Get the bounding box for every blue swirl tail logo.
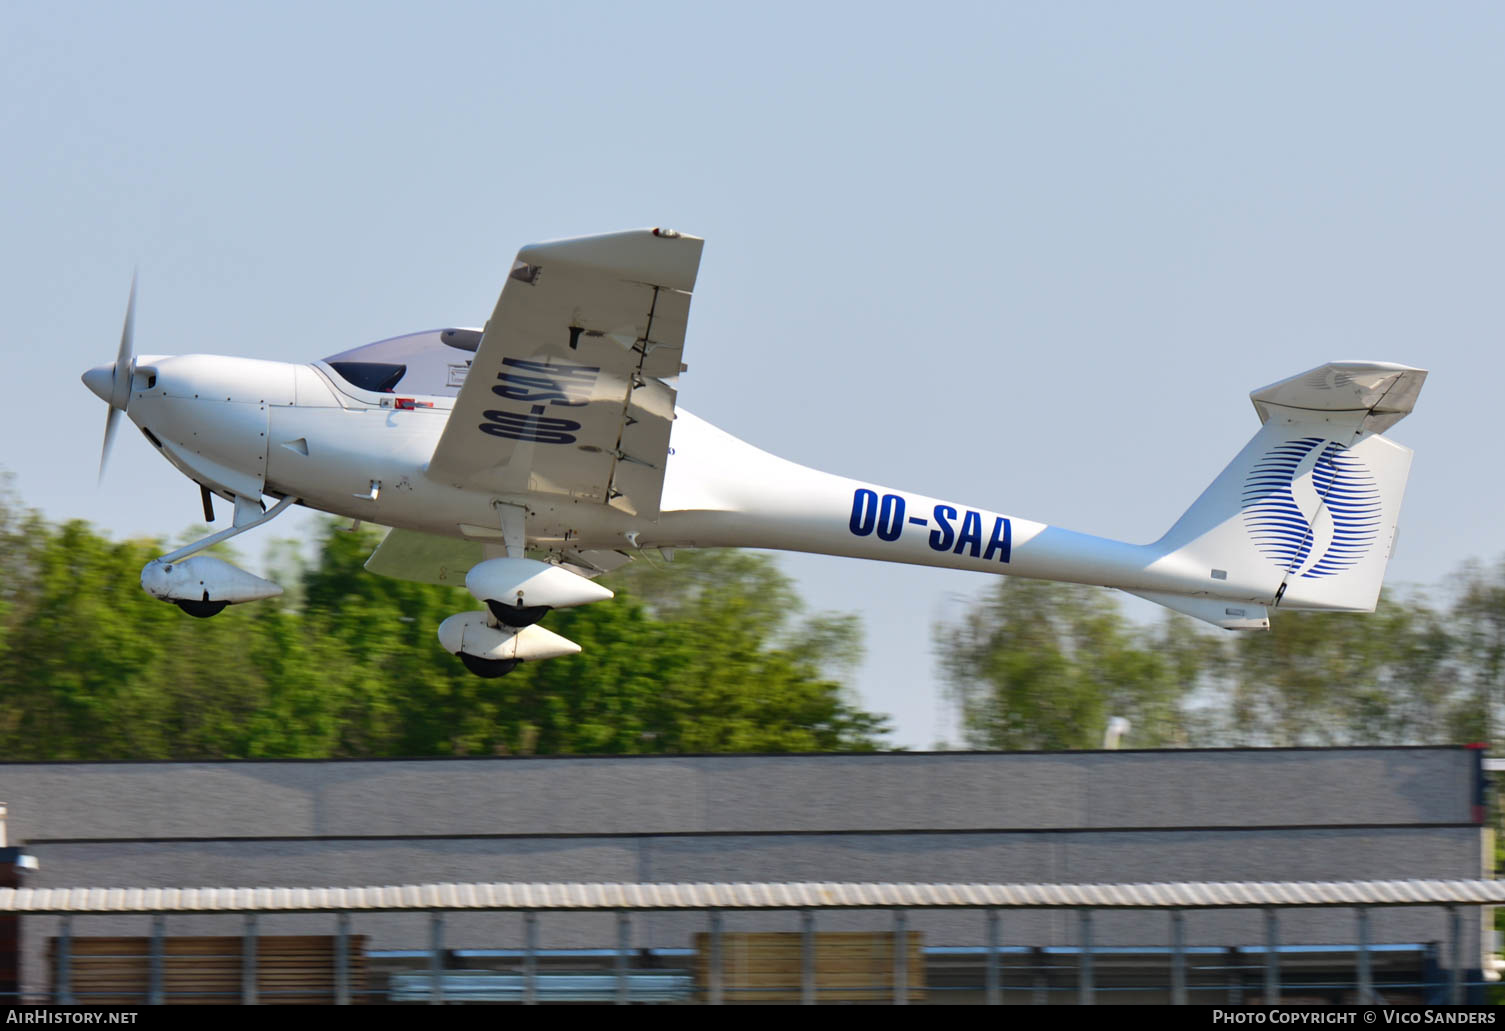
[1242,437,1381,579]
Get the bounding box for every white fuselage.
[116,353,1262,606]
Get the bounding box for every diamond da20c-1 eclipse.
[83,229,1426,677]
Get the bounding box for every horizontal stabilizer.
[1127,589,1269,631]
[1250,362,1426,434]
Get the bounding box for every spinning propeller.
[81,275,137,482]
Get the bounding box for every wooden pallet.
[692,931,925,1003]
[47,935,368,1005]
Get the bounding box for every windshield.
[321,329,474,396]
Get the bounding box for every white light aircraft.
[83,229,1426,677]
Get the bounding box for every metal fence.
[6,878,1499,1005]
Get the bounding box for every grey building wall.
[0,747,1489,999]
[1,748,1480,839]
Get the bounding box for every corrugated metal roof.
[2,879,1503,914]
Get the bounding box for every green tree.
[936,578,1212,750]
[599,550,881,752]
[0,507,890,759]
[0,518,327,759]
[1447,558,1505,743]
[299,534,889,754]
[293,529,885,755]
[1222,593,1457,746]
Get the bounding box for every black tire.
[175,598,228,619]
[486,600,550,628]
[459,653,519,678]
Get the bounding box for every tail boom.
[651,361,1422,630]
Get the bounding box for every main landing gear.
[458,654,520,679]
[439,503,615,676]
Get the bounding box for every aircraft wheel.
[459,653,519,678]
[175,598,228,619]
[486,600,550,628]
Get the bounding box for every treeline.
[3,479,1501,759]
[0,490,886,760]
[938,572,1504,750]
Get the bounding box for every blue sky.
[3,3,1502,747]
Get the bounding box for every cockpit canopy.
[320,329,479,397]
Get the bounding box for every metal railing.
[11,878,1494,1005]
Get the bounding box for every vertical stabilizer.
[1143,362,1425,622]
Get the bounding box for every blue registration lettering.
[479,410,581,444]
[983,516,1012,563]
[954,510,983,558]
[876,493,905,542]
[849,488,878,537]
[929,505,957,551]
[493,358,599,407]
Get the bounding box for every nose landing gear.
[140,495,298,616]
[175,596,230,619]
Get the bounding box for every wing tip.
[518,228,704,293]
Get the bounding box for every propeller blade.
[110,273,136,413]
[99,406,120,484]
[95,275,137,483]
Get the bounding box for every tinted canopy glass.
[321,330,476,396]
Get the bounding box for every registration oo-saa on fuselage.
[82,229,1427,677]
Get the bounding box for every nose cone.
[82,364,115,405]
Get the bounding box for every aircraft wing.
[365,527,635,587]
[426,228,703,519]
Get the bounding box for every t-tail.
[1132,361,1426,631]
